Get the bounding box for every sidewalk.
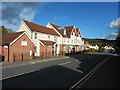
[1,55,70,69]
[1,53,86,69]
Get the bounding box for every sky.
[1,2,119,40]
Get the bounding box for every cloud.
[19,8,36,21]
[53,17,67,20]
[2,2,40,31]
[108,17,120,31]
[102,32,118,40]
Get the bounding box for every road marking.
[58,61,71,65]
[74,69,83,74]
[76,56,113,88]
[1,69,41,80]
[68,56,113,90]
[69,69,95,90]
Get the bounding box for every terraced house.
[17,20,84,57]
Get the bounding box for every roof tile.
[0,32,24,45]
[23,20,60,36]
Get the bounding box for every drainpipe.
[31,31,33,39]
[8,44,9,62]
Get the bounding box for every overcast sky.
[1,2,119,40]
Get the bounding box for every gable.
[16,21,32,38]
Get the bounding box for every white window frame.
[35,33,37,39]
[48,35,50,39]
[54,36,57,42]
[21,41,27,46]
[34,46,37,52]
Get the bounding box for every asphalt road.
[79,56,120,88]
[2,53,111,88]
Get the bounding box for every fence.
[40,51,53,58]
[13,52,35,62]
[12,49,82,62]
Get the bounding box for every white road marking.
[74,69,83,74]
[58,61,71,65]
[1,69,41,80]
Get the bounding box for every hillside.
[82,38,116,45]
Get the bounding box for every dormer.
[58,27,67,35]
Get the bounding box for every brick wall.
[40,44,53,57]
[4,34,34,62]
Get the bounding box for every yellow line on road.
[68,56,113,90]
[30,56,70,64]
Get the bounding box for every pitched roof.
[76,28,81,37]
[64,26,74,35]
[23,20,60,36]
[0,32,24,45]
[40,40,56,46]
[49,23,69,38]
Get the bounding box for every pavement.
[1,53,114,88]
[1,55,71,69]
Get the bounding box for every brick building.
[0,32,35,62]
[17,20,84,57]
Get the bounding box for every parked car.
[110,50,116,54]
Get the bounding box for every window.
[80,46,83,49]
[74,39,76,44]
[68,39,69,43]
[35,33,37,39]
[72,40,73,44]
[64,39,66,43]
[34,47,37,52]
[73,32,75,36]
[54,36,58,42]
[21,41,27,46]
[48,35,50,39]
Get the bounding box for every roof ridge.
[2,31,24,36]
[64,26,74,28]
[23,20,54,30]
[23,20,60,36]
[49,23,61,27]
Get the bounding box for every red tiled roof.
[49,23,69,38]
[23,20,60,36]
[0,32,24,45]
[76,28,81,37]
[40,40,56,45]
[64,26,74,35]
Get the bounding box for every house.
[46,23,84,55]
[89,44,99,50]
[0,32,35,62]
[17,20,84,57]
[84,41,91,50]
[104,46,114,50]
[17,20,60,57]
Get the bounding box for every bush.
[86,49,99,53]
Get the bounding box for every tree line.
[0,26,14,35]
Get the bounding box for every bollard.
[22,53,23,61]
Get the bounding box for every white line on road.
[58,61,71,65]
[1,69,41,80]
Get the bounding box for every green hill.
[82,38,116,46]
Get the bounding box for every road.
[1,53,115,88]
[79,56,120,88]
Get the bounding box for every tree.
[115,36,120,53]
[0,26,14,35]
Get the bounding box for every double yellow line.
[30,56,70,64]
[69,56,113,89]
